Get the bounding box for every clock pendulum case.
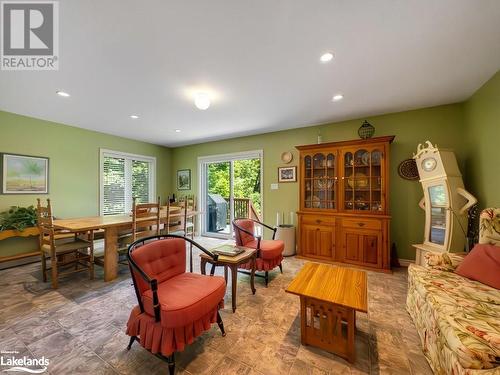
[412,141,477,265]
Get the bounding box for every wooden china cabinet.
[296,136,395,272]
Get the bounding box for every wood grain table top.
[54,209,200,231]
[285,262,368,313]
[200,245,256,265]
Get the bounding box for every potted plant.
[0,206,39,240]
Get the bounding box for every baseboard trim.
[398,258,414,267]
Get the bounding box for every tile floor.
[0,237,432,374]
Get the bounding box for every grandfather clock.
[412,141,477,265]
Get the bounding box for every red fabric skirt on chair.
[126,302,223,356]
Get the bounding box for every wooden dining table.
[53,207,200,281]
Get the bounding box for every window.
[100,149,156,215]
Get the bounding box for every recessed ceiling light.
[130,115,139,119]
[175,129,181,133]
[320,52,334,63]
[194,92,210,110]
[332,94,344,102]
[56,90,70,97]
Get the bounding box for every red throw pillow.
[455,244,500,289]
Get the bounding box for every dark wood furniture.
[296,136,394,272]
[36,199,94,289]
[285,262,367,363]
[200,245,256,313]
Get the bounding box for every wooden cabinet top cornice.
[295,135,395,151]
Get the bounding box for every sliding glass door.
[199,151,262,239]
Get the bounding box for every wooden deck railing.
[224,197,262,223]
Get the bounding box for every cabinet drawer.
[342,218,381,230]
[301,215,336,226]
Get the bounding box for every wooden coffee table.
[200,245,256,313]
[285,262,367,363]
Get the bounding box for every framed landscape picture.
[177,169,191,190]
[278,166,297,182]
[1,153,49,194]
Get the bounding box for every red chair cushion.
[455,244,500,289]
[131,238,186,295]
[234,219,255,246]
[142,273,226,328]
[246,239,284,260]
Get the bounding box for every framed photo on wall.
[177,169,191,190]
[1,153,49,194]
[278,166,297,182]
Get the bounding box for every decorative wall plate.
[281,151,293,164]
[348,172,369,188]
[398,159,419,180]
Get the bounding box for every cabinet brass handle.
[358,222,365,227]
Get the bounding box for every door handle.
[358,222,365,227]
[316,219,322,224]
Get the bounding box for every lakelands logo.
[0,1,59,70]
[0,351,49,373]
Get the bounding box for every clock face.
[422,157,437,172]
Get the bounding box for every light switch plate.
[270,183,279,190]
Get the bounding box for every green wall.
[0,111,172,257]
[171,104,467,260]
[464,70,500,208]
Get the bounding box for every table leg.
[200,258,207,275]
[250,253,256,295]
[224,265,228,285]
[299,297,306,345]
[230,265,237,313]
[104,226,118,282]
[347,309,356,363]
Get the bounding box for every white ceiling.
[1,0,499,147]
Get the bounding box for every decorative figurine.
[412,141,477,265]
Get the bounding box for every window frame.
[99,148,156,216]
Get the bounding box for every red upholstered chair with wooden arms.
[126,234,226,375]
[232,218,284,286]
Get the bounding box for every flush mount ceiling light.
[332,94,344,102]
[194,92,211,110]
[56,90,70,97]
[320,52,334,63]
[175,129,181,133]
[130,115,139,119]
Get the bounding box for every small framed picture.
[177,169,191,190]
[278,166,297,183]
[1,153,49,194]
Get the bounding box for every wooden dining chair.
[117,197,161,262]
[36,199,94,289]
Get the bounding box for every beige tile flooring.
[0,237,432,374]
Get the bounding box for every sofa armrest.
[423,251,466,271]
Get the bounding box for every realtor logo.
[1,1,59,70]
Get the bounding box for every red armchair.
[126,235,226,375]
[232,218,284,286]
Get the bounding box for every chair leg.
[189,244,193,273]
[51,251,58,289]
[167,353,175,375]
[265,271,269,287]
[41,252,47,282]
[279,263,283,274]
[216,311,226,337]
[127,335,137,350]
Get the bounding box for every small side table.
[200,245,256,313]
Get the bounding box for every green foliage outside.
[207,159,261,214]
[0,206,37,231]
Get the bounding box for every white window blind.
[100,150,156,216]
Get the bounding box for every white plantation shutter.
[100,150,156,215]
[103,156,126,215]
[132,160,150,204]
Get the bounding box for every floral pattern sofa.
[407,208,500,374]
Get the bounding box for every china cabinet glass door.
[303,152,337,209]
[342,148,384,212]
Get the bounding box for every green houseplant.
[0,206,38,231]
